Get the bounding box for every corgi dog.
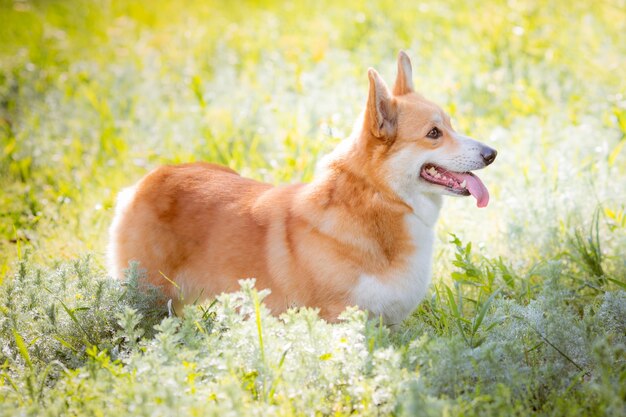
[108,51,496,325]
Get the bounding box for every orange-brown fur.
[111,155,413,319]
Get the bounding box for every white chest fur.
[350,197,440,325]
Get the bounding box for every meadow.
[0,0,625,415]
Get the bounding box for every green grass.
[1,0,625,415]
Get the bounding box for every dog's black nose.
[480,146,497,166]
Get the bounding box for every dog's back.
[109,163,273,299]
[108,162,353,316]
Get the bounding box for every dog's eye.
[426,127,441,139]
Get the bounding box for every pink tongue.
[455,172,490,208]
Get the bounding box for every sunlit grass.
[0,0,625,415]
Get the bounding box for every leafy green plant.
[567,209,606,284]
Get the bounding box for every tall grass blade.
[12,329,32,369]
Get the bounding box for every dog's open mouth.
[420,164,490,208]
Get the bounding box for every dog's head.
[359,51,496,208]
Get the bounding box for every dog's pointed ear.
[393,51,414,96]
[366,68,397,140]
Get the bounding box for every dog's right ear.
[393,51,414,95]
[365,68,397,140]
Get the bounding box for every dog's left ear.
[366,68,397,140]
[393,51,414,96]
